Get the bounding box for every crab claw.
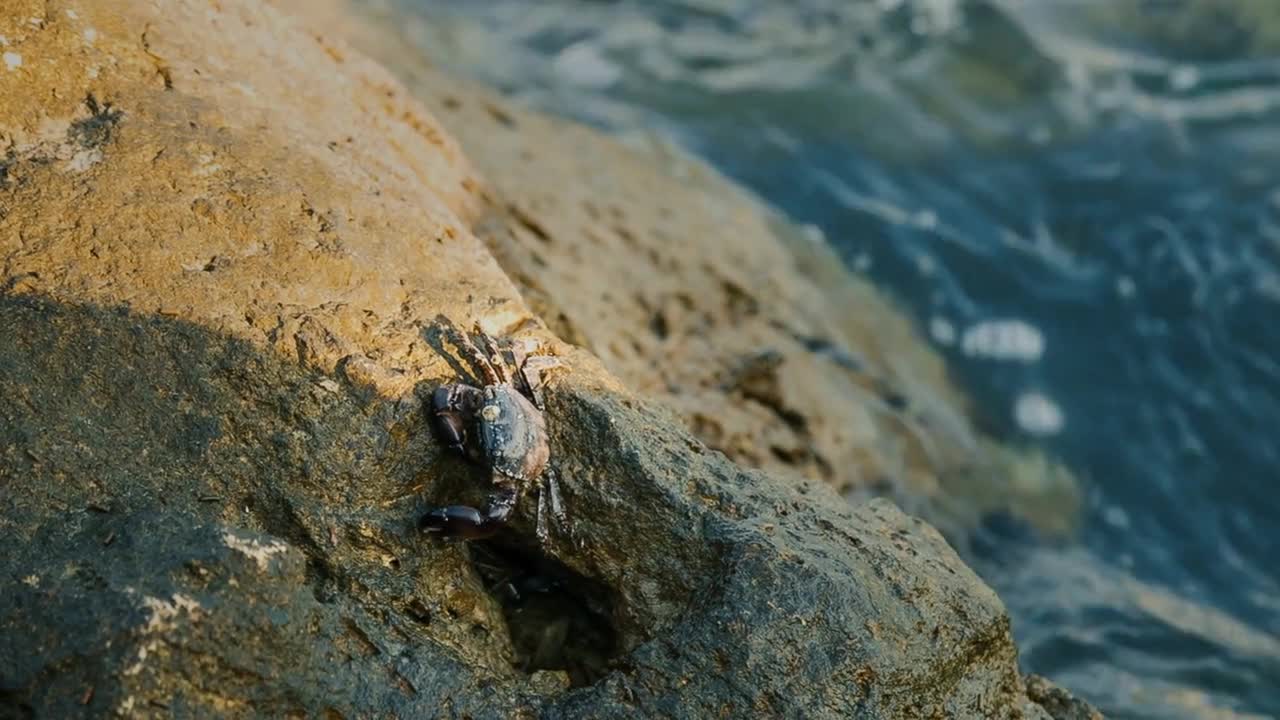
[420,485,518,540]
[420,506,501,539]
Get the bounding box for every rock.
[1026,675,1106,720]
[0,0,511,398]
[310,0,1085,539]
[0,295,1058,718]
[0,0,1099,718]
[0,297,533,717]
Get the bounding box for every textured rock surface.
[0,0,516,400]
[1026,675,1106,720]
[0,296,1060,719]
[1,0,1098,718]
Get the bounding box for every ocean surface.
[396,1,1280,717]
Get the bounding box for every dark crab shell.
[477,385,550,482]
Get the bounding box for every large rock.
[0,1,1096,717]
[0,295,1062,719]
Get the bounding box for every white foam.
[1103,506,1131,529]
[3,52,22,71]
[1117,275,1136,298]
[929,316,956,346]
[1014,391,1064,436]
[1170,65,1199,92]
[553,42,621,89]
[961,319,1044,362]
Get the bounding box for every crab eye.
[432,386,454,412]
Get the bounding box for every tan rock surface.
[0,0,548,401]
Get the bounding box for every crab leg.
[535,482,550,544]
[451,324,502,386]
[509,341,533,402]
[542,468,579,546]
[546,469,567,526]
[519,355,565,410]
[474,325,511,385]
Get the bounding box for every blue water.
[399,1,1280,716]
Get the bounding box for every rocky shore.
[1,1,1098,717]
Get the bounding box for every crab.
[421,323,568,543]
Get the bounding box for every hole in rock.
[469,541,619,687]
